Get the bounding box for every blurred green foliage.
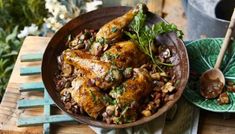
[0,0,47,33]
[0,26,22,98]
[0,0,48,100]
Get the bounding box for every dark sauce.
[200,75,223,99]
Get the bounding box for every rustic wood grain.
[0,36,95,134]
[163,0,187,39]
[1,1,234,134]
[198,110,235,134]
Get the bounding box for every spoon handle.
[214,9,235,69]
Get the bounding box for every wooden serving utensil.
[200,8,235,99]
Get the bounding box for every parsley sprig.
[125,7,183,72]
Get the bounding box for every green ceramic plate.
[184,38,235,112]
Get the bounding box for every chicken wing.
[101,41,148,68]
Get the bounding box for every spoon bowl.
[200,68,225,99]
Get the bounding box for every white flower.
[86,1,103,12]
[17,24,39,38]
[59,14,65,19]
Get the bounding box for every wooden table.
[0,37,95,134]
[0,0,235,134]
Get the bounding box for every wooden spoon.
[200,9,235,99]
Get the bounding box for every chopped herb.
[113,117,122,124]
[97,37,105,44]
[111,27,118,33]
[102,53,120,66]
[89,90,96,102]
[174,80,180,87]
[102,95,117,105]
[109,85,124,98]
[107,69,115,82]
[89,37,94,43]
[103,52,120,61]
[106,68,121,82]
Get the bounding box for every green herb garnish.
[89,90,96,102]
[174,80,180,87]
[125,7,183,72]
[103,52,119,61]
[109,85,124,98]
[97,37,105,44]
[111,27,118,33]
[102,95,117,105]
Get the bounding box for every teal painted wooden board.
[44,90,51,134]
[20,82,44,92]
[20,66,41,75]
[18,99,54,109]
[18,115,74,127]
[18,54,76,133]
[21,53,43,62]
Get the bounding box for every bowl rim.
[41,6,189,128]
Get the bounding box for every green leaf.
[186,38,235,80]
[5,26,18,43]
[152,22,184,39]
[129,6,146,34]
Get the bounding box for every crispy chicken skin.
[101,41,148,68]
[63,50,111,78]
[96,8,138,43]
[70,78,105,118]
[117,68,153,107]
[63,50,123,89]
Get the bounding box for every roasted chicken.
[114,68,153,107]
[90,4,145,56]
[70,77,105,118]
[63,50,123,89]
[96,8,138,43]
[101,41,148,68]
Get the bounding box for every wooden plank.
[17,99,54,109]
[18,115,74,127]
[21,53,43,62]
[0,1,233,133]
[0,36,49,134]
[0,36,95,133]
[20,66,41,76]
[20,82,44,92]
[43,90,51,134]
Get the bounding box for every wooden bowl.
[42,6,189,128]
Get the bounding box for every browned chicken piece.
[63,50,123,89]
[101,41,148,68]
[115,68,153,107]
[90,4,146,56]
[96,9,138,43]
[70,77,105,118]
